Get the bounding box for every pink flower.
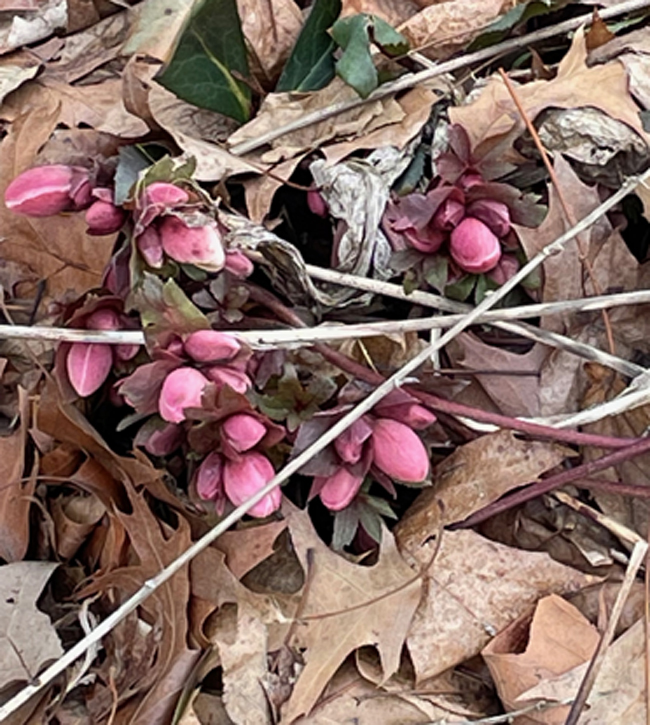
[224,250,254,277]
[138,182,190,228]
[371,418,429,483]
[333,417,373,465]
[140,422,183,456]
[449,217,501,274]
[432,198,465,231]
[184,329,240,363]
[159,216,225,271]
[223,451,281,518]
[196,452,224,501]
[307,189,328,217]
[66,342,113,397]
[136,225,164,268]
[222,413,267,453]
[158,367,209,423]
[85,198,125,235]
[204,366,251,394]
[5,165,92,217]
[85,308,120,331]
[466,199,511,237]
[314,467,364,511]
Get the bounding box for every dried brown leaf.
[450,28,650,157]
[406,530,596,682]
[483,594,600,725]
[282,502,422,722]
[395,430,572,555]
[216,520,288,579]
[0,561,62,690]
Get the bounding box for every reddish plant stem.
[451,436,650,529]
[246,284,640,450]
[572,477,650,499]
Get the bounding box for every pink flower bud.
[196,452,224,500]
[143,182,190,207]
[5,165,92,217]
[373,402,436,430]
[85,308,120,330]
[184,329,240,363]
[334,417,373,465]
[115,344,140,361]
[224,250,254,277]
[404,226,444,254]
[139,182,190,228]
[204,366,251,394]
[307,189,328,217]
[315,467,364,511]
[222,413,266,453]
[487,254,520,286]
[85,199,125,235]
[466,199,511,237]
[432,198,465,231]
[449,217,501,274]
[136,225,164,268]
[159,216,225,271]
[223,452,280,518]
[158,367,209,423]
[66,342,113,397]
[371,418,429,483]
[141,422,183,456]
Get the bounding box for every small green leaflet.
[331,14,409,99]
[276,0,341,93]
[156,0,251,123]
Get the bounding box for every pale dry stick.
[564,539,648,725]
[2,172,649,722]
[228,0,650,156]
[3,290,650,350]
[429,698,574,725]
[498,69,617,355]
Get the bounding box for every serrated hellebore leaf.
[468,0,556,51]
[114,146,150,205]
[332,14,377,98]
[276,0,341,92]
[156,0,251,123]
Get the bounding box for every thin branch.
[2,171,649,724]
[228,0,650,156]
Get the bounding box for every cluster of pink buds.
[310,395,435,511]
[195,412,282,518]
[384,173,516,275]
[4,164,127,236]
[155,330,251,422]
[4,165,253,278]
[134,182,252,276]
[65,307,139,397]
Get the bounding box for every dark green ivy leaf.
[276,0,341,92]
[467,0,559,51]
[156,0,252,123]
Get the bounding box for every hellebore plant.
[294,389,435,512]
[382,124,545,300]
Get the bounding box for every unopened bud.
[159,216,225,272]
[449,217,501,274]
[223,452,281,518]
[158,367,209,423]
[66,342,113,397]
[314,467,364,511]
[184,329,240,363]
[5,165,92,217]
[371,418,430,483]
[222,413,266,453]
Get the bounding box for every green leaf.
[423,255,448,293]
[332,503,360,550]
[467,0,557,51]
[276,0,341,92]
[445,273,477,302]
[114,147,150,205]
[156,0,251,123]
[331,15,377,98]
[369,15,408,56]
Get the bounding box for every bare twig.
[430,697,574,725]
[228,0,650,156]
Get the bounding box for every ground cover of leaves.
[0,0,650,723]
